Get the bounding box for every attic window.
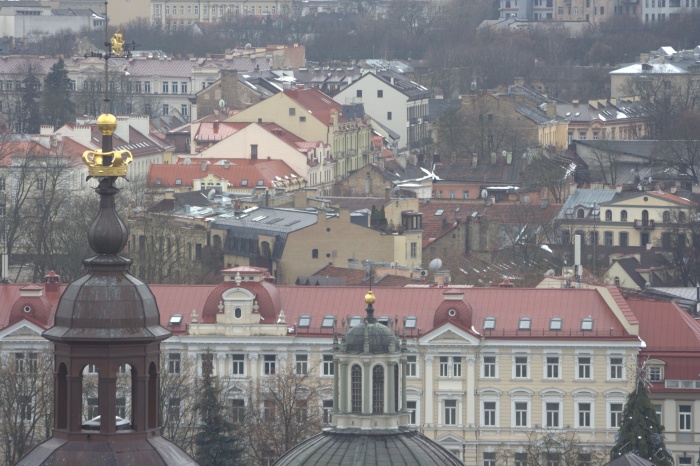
[169,313,183,325]
[435,210,444,216]
[298,315,311,327]
[404,316,417,328]
[483,317,496,330]
[155,178,162,185]
[257,180,264,186]
[321,315,335,328]
[349,315,362,327]
[581,317,594,331]
[23,305,31,313]
[242,179,248,186]
[175,179,182,185]
[549,318,562,331]
[518,317,531,330]
[378,316,390,326]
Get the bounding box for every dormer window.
[298,315,311,327]
[241,179,248,186]
[349,316,362,327]
[175,179,182,185]
[169,313,183,326]
[518,318,531,330]
[404,316,417,328]
[155,178,162,185]
[549,318,562,330]
[581,317,593,331]
[321,316,335,328]
[378,316,390,326]
[483,317,496,330]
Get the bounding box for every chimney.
[546,101,556,118]
[44,271,60,293]
[472,154,478,168]
[201,161,208,171]
[213,120,219,133]
[223,160,230,168]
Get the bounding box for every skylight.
[518,317,531,330]
[581,317,594,331]
[298,315,311,327]
[435,210,444,216]
[169,313,183,325]
[483,317,496,330]
[378,316,390,327]
[405,316,417,328]
[349,316,362,327]
[550,318,562,331]
[321,316,335,328]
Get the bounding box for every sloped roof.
[604,453,654,466]
[194,122,249,141]
[283,87,344,125]
[433,156,528,184]
[556,189,617,220]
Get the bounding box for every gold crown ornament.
[82,114,133,177]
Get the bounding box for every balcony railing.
[633,219,655,230]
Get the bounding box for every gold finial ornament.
[97,113,117,135]
[364,290,376,305]
[83,149,133,177]
[110,28,125,57]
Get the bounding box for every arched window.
[614,277,620,286]
[372,365,384,414]
[351,364,362,413]
[577,208,585,219]
[605,210,612,221]
[311,249,318,259]
[642,210,649,226]
[620,210,627,222]
[663,211,670,223]
[679,211,687,223]
[260,241,271,257]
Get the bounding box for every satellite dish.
[481,189,488,199]
[219,99,226,109]
[245,43,252,49]
[207,188,216,200]
[428,258,443,272]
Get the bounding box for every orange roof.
[194,122,250,141]
[648,190,696,206]
[147,159,301,189]
[283,87,343,126]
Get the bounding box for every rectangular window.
[515,356,528,378]
[546,402,560,428]
[407,400,417,424]
[295,354,308,375]
[444,400,457,425]
[162,104,169,115]
[168,353,181,374]
[516,453,528,466]
[462,191,470,199]
[410,242,417,258]
[610,403,623,427]
[483,401,497,426]
[172,81,178,93]
[144,81,151,93]
[231,399,245,423]
[610,357,623,379]
[322,355,334,376]
[289,107,296,116]
[167,397,181,420]
[483,356,496,378]
[453,357,462,377]
[439,357,449,377]
[648,365,663,381]
[356,90,362,98]
[578,402,591,427]
[250,144,258,159]
[264,355,276,375]
[18,395,32,421]
[232,354,245,375]
[548,453,561,466]
[654,404,662,424]
[181,82,188,94]
[322,399,333,424]
[407,355,417,377]
[679,405,692,431]
[619,232,628,247]
[162,81,169,93]
[377,89,383,98]
[515,402,528,426]
[546,356,559,379]
[181,104,188,116]
[577,356,591,379]
[263,399,276,421]
[484,452,496,466]
[387,111,392,120]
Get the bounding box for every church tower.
[274,291,465,465]
[17,110,196,463]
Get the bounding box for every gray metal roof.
[556,189,617,220]
[213,207,318,233]
[274,429,465,466]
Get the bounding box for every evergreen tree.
[20,67,41,134]
[610,372,672,466]
[194,351,244,466]
[42,59,75,127]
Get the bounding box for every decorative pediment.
[419,323,480,345]
[0,321,46,340]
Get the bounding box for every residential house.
[225,87,375,182]
[334,70,431,152]
[604,252,683,289]
[335,157,434,199]
[0,6,105,38]
[212,199,422,284]
[150,0,290,30]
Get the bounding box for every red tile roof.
[283,88,343,126]
[647,190,696,206]
[419,200,481,248]
[147,159,301,189]
[194,122,249,141]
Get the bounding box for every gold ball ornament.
[364,290,376,305]
[97,114,117,135]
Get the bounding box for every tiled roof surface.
[419,200,475,248]
[310,265,415,287]
[284,88,343,125]
[194,122,249,141]
[147,159,300,189]
[433,156,528,184]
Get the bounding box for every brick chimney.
[44,271,60,293]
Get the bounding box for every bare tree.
[240,362,326,466]
[0,350,53,465]
[496,430,609,466]
[160,353,199,456]
[522,151,573,203]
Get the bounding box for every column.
[467,355,476,426]
[425,355,434,426]
[217,353,226,378]
[98,373,117,433]
[68,373,83,432]
[333,358,340,414]
[249,354,258,384]
[339,361,348,413]
[388,361,396,414]
[363,361,371,414]
[401,356,408,411]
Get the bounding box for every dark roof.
[274,429,465,466]
[604,453,654,466]
[433,156,528,184]
[612,253,681,288]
